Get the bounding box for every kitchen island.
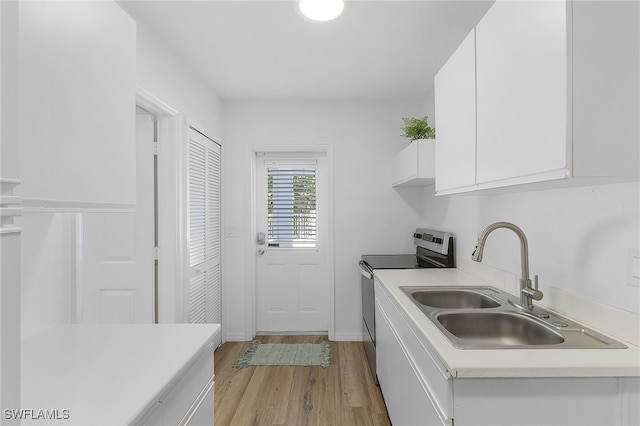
[374,268,639,425]
[20,323,220,425]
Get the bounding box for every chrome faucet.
[472,222,543,311]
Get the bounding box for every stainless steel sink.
[409,288,500,309]
[399,286,626,350]
[437,311,564,347]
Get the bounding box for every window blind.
[267,167,317,248]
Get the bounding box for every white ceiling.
[119,0,493,101]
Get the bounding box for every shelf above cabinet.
[392,139,436,187]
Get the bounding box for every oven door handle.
[358,260,374,280]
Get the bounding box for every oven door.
[359,260,377,383]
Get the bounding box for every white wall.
[134,22,224,141]
[419,181,640,314]
[222,100,430,341]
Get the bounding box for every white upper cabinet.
[434,0,639,195]
[434,29,477,193]
[571,1,639,178]
[19,1,136,209]
[475,0,569,185]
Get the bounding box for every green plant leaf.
[400,115,435,141]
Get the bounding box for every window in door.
[267,166,317,249]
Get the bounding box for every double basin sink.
[400,286,626,349]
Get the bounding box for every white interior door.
[186,126,222,337]
[78,110,155,323]
[255,153,329,333]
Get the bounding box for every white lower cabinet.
[376,299,449,426]
[452,377,628,426]
[376,280,452,426]
[374,279,640,426]
[142,342,215,425]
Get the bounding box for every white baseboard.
[224,332,250,342]
[225,331,365,342]
[332,331,365,342]
[255,331,328,336]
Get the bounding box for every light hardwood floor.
[214,335,391,426]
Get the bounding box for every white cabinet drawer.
[182,381,214,426]
[161,342,215,425]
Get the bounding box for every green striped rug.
[236,340,331,369]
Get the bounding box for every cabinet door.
[571,1,640,178]
[434,29,477,194]
[475,0,568,184]
[19,1,136,206]
[375,299,447,426]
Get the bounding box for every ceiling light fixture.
[299,0,344,22]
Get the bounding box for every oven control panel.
[413,229,454,255]
[413,232,444,244]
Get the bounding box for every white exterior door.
[186,126,222,336]
[78,111,155,323]
[255,154,329,333]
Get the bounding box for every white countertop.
[21,323,221,425]
[375,268,640,378]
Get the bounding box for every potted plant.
[400,116,435,142]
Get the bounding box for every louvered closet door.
[187,126,221,341]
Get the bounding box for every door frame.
[135,88,181,324]
[247,144,335,340]
[71,88,179,323]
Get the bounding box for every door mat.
[236,340,331,369]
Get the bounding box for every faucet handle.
[521,275,544,301]
[529,275,544,301]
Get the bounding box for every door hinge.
[153,141,160,156]
[153,246,159,260]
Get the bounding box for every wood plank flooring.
[214,335,391,426]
